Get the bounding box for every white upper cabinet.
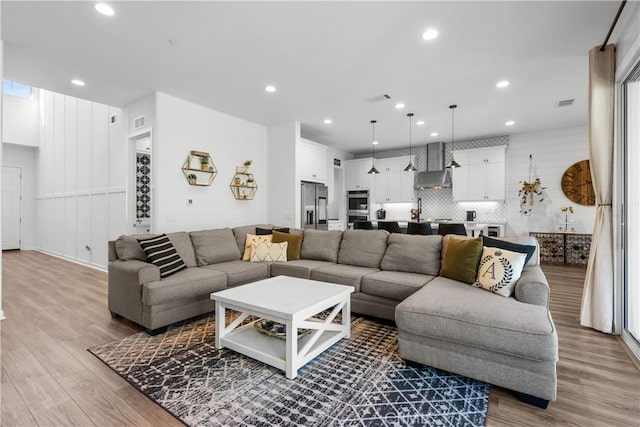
[373,156,416,203]
[297,138,327,183]
[452,146,506,201]
[345,158,373,191]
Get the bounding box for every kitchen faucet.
[417,198,422,223]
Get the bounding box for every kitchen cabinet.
[345,158,373,190]
[452,146,506,201]
[374,157,416,203]
[297,138,327,183]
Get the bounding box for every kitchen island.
[370,220,506,237]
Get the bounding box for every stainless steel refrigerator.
[301,181,328,230]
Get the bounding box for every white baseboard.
[34,249,107,272]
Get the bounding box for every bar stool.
[437,223,467,236]
[378,221,402,233]
[407,222,433,235]
[353,221,374,230]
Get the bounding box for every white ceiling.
[2,1,619,153]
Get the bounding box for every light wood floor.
[1,251,639,426]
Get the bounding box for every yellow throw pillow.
[439,236,483,284]
[272,230,303,261]
[243,234,273,261]
[250,241,288,262]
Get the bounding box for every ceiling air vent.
[365,94,392,103]
[134,115,146,129]
[556,99,575,107]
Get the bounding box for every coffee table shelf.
[220,322,342,372]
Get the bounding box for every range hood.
[415,142,452,189]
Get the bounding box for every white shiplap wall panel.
[506,126,594,235]
[64,97,77,192]
[64,196,77,258]
[34,90,125,270]
[91,194,108,268]
[91,103,109,191]
[76,99,92,193]
[53,93,65,194]
[76,195,91,264]
[108,107,126,189]
[52,197,65,255]
[108,192,127,241]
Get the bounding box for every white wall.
[154,92,268,231]
[34,89,128,270]
[1,37,5,320]
[2,89,39,147]
[506,126,595,236]
[2,144,36,249]
[266,121,297,227]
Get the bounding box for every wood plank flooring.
[1,251,639,426]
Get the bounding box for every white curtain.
[581,45,615,333]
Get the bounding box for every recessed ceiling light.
[416,121,425,126]
[265,85,276,93]
[323,119,332,124]
[505,120,515,126]
[93,3,115,16]
[71,79,86,87]
[430,132,438,137]
[395,103,405,110]
[372,140,379,145]
[496,80,510,88]
[422,29,439,41]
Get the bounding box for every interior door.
[2,166,22,250]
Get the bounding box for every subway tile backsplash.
[355,135,509,223]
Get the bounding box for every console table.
[529,232,592,266]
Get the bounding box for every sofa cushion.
[483,236,536,265]
[395,277,558,362]
[311,264,380,292]
[166,232,198,268]
[337,230,388,268]
[142,267,227,306]
[380,234,442,275]
[272,231,303,261]
[138,234,187,278]
[300,230,343,263]
[477,246,527,297]
[203,260,269,287]
[242,233,273,261]
[232,224,275,254]
[250,242,288,262]
[440,236,482,284]
[269,259,336,279]
[495,236,541,266]
[190,228,241,266]
[115,234,152,261]
[361,271,435,301]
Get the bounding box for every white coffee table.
[210,276,353,379]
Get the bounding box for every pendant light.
[367,120,380,174]
[447,104,461,169]
[404,113,418,172]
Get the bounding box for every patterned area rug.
[89,315,489,426]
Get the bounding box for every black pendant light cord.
[450,104,457,151]
[601,1,627,51]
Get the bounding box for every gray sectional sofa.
[108,224,558,407]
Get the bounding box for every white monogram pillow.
[250,241,288,262]
[476,246,527,297]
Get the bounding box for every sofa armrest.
[108,260,160,325]
[514,265,550,307]
[110,259,160,284]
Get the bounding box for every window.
[3,79,32,99]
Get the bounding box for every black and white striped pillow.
[138,234,187,278]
